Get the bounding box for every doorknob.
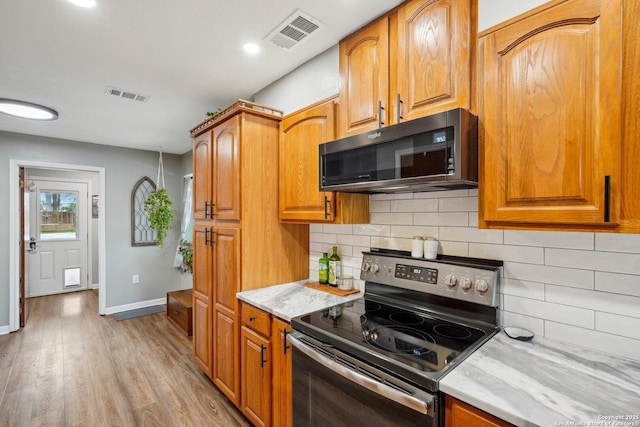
[28,237,37,252]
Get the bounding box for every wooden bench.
[166,289,193,336]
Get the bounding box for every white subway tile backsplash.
[439,227,503,244]
[500,311,545,336]
[501,278,545,300]
[595,272,640,297]
[391,198,438,213]
[336,234,372,248]
[414,212,469,226]
[504,262,593,289]
[545,285,640,319]
[353,224,390,237]
[469,243,544,264]
[370,200,391,213]
[369,212,413,225]
[545,248,640,275]
[439,196,479,212]
[545,321,640,363]
[305,190,640,362]
[596,233,640,253]
[503,295,594,329]
[504,230,594,250]
[390,225,438,239]
[596,312,640,341]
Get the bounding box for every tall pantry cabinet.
[190,100,309,406]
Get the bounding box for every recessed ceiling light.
[243,43,260,54]
[0,99,59,121]
[67,0,96,8]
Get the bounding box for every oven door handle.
[288,334,434,416]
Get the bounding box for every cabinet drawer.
[241,303,271,337]
[167,290,193,336]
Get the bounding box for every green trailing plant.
[177,239,193,274]
[143,188,177,247]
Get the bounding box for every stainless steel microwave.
[319,108,477,193]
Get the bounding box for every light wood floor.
[0,290,251,427]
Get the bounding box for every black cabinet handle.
[260,344,267,368]
[324,196,331,219]
[249,316,255,321]
[283,329,291,355]
[396,94,403,123]
[204,201,210,218]
[378,100,385,128]
[204,228,210,246]
[604,175,611,223]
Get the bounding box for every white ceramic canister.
[424,237,439,259]
[411,236,424,258]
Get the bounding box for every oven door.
[289,332,440,427]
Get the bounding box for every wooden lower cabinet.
[240,303,293,427]
[446,395,513,427]
[271,318,293,427]
[241,326,272,427]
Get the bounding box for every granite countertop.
[236,281,363,322]
[440,331,640,427]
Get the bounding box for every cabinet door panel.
[193,133,212,220]
[279,99,336,222]
[192,223,212,377]
[339,17,389,137]
[213,115,240,221]
[394,0,471,121]
[241,326,272,427]
[213,226,240,313]
[214,309,239,404]
[481,0,621,225]
[272,319,292,427]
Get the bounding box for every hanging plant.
[144,150,176,247]
[144,188,176,247]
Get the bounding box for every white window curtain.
[174,175,193,269]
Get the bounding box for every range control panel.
[395,264,438,284]
[361,252,500,307]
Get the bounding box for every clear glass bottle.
[328,246,341,287]
[318,252,329,284]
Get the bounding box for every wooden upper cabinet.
[279,97,369,224]
[193,131,212,220]
[392,0,473,122]
[479,0,622,228]
[212,115,241,221]
[338,0,474,137]
[339,17,390,137]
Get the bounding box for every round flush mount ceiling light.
[0,99,59,121]
[67,0,96,7]
[243,43,260,54]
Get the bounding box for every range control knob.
[460,277,472,290]
[444,274,458,288]
[475,279,489,294]
[370,263,380,274]
[362,262,371,272]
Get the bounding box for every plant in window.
[177,239,193,273]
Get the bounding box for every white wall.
[0,131,184,326]
[254,0,640,362]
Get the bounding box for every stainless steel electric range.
[289,248,503,427]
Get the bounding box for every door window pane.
[40,191,79,240]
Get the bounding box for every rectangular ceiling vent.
[105,86,149,103]
[265,10,322,50]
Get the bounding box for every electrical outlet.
[132,274,140,284]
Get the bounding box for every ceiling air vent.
[266,10,322,50]
[105,86,149,102]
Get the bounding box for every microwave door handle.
[288,334,433,416]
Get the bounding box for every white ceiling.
[0,0,403,155]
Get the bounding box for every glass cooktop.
[292,295,492,386]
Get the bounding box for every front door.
[29,179,89,297]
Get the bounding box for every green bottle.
[318,252,329,284]
[328,246,341,287]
